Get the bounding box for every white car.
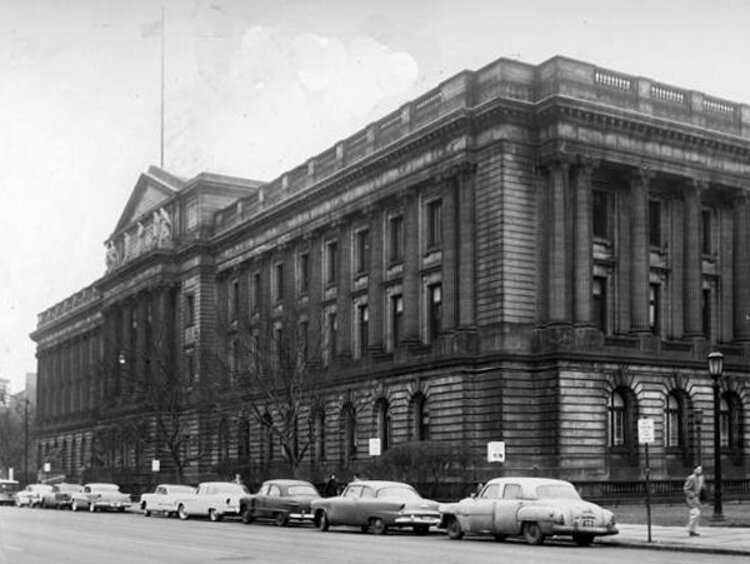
[438,477,618,546]
[176,481,249,522]
[139,484,196,517]
[15,484,53,508]
[70,483,131,512]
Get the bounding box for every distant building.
[31,56,749,491]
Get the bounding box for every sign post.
[638,418,655,542]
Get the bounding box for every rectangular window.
[592,190,611,240]
[358,304,369,357]
[356,229,370,274]
[186,349,196,382]
[326,312,338,363]
[648,200,662,247]
[702,288,711,338]
[426,199,442,248]
[428,283,442,342]
[184,294,195,327]
[391,294,404,348]
[299,253,310,294]
[649,283,661,335]
[701,209,712,254]
[326,241,338,285]
[592,276,607,332]
[299,320,309,361]
[229,279,239,320]
[388,215,404,263]
[252,273,261,313]
[274,263,284,302]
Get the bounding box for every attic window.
[186,200,198,230]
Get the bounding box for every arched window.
[722,391,744,463]
[375,398,390,451]
[217,418,229,464]
[342,403,357,462]
[238,416,250,461]
[720,396,730,449]
[411,393,429,441]
[608,391,625,447]
[314,409,326,462]
[665,392,684,449]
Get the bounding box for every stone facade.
[31,56,750,490]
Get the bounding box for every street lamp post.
[707,351,724,521]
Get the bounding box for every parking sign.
[638,418,655,445]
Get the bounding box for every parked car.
[70,483,131,512]
[139,484,196,517]
[0,479,20,506]
[176,481,249,522]
[240,479,320,526]
[15,484,53,508]
[310,480,440,535]
[39,483,83,509]
[438,477,618,546]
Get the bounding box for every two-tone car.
[240,479,320,526]
[39,483,83,509]
[176,481,249,522]
[438,477,618,546]
[139,484,196,517]
[15,484,53,508]
[311,480,440,535]
[70,483,131,512]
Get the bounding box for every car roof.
[263,479,314,487]
[157,484,194,488]
[198,481,243,487]
[84,483,119,488]
[486,477,574,488]
[347,480,415,489]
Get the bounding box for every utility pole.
[24,398,29,483]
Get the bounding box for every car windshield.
[536,484,581,501]
[376,486,420,500]
[287,485,317,496]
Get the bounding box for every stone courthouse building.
[31,55,750,492]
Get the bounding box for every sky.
[2,0,750,394]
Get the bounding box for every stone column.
[336,221,352,359]
[440,174,458,332]
[403,192,420,344]
[367,207,384,354]
[630,168,652,333]
[733,192,750,342]
[684,180,703,336]
[547,157,571,324]
[573,162,594,326]
[457,164,477,328]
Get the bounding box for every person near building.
[684,464,705,537]
[323,474,339,497]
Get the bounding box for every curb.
[600,538,750,556]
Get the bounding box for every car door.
[464,483,500,532]
[254,483,271,518]
[333,485,362,523]
[265,484,282,517]
[155,486,167,512]
[493,483,525,535]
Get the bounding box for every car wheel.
[370,517,387,535]
[177,504,188,520]
[241,505,255,524]
[317,510,330,531]
[71,500,79,512]
[274,512,289,527]
[573,533,594,547]
[523,522,545,545]
[446,518,464,540]
[413,524,429,536]
[142,503,151,517]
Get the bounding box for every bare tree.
[220,307,325,477]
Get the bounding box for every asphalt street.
[1,506,748,564]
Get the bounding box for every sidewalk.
[597,523,750,555]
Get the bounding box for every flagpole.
[160,6,165,169]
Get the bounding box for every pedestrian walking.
[684,464,705,536]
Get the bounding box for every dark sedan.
[240,479,321,526]
[310,480,440,535]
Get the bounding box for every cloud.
[165,25,418,179]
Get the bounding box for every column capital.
[538,150,572,173]
[630,166,655,187]
[733,189,748,206]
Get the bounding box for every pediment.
[111,167,182,236]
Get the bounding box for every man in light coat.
[684,464,705,536]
